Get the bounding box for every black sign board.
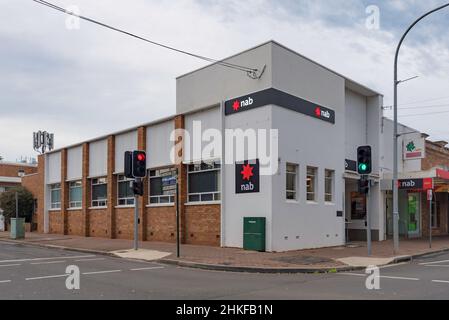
[225,88,335,124]
[235,160,260,194]
[345,159,357,172]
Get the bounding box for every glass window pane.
[92,184,107,201]
[189,171,218,194]
[150,177,163,196]
[286,173,295,191]
[69,186,82,203]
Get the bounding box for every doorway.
[407,193,421,238]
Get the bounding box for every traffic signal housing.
[132,180,144,196]
[358,177,370,194]
[124,151,147,179]
[357,146,372,175]
[132,151,147,178]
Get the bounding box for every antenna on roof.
[33,131,54,154]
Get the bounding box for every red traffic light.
[137,153,146,161]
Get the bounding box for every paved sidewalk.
[1,231,449,272]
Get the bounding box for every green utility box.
[243,217,266,252]
[10,218,25,240]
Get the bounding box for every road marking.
[25,274,67,281]
[380,276,419,281]
[31,260,66,265]
[74,258,106,262]
[423,265,449,268]
[130,267,164,271]
[432,280,449,284]
[419,259,449,266]
[0,255,95,264]
[0,280,12,284]
[82,270,122,275]
[0,264,21,268]
[338,273,419,281]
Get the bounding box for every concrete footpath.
[1,231,449,273]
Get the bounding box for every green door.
[407,193,421,238]
[243,217,266,252]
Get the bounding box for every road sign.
[427,189,433,201]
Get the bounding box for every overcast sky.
[1,0,449,161]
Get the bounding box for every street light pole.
[393,2,449,254]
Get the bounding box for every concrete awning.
[381,168,449,192]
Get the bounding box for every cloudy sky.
[1,0,449,161]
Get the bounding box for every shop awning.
[381,167,449,192]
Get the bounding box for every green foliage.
[0,186,34,222]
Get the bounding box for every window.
[91,178,107,207]
[69,181,82,208]
[188,161,221,203]
[286,163,298,201]
[432,200,441,228]
[149,168,177,205]
[325,169,334,203]
[50,183,61,209]
[306,167,317,201]
[117,175,135,206]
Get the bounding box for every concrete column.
[107,135,116,239]
[174,115,187,244]
[137,126,148,241]
[81,143,90,237]
[61,149,69,235]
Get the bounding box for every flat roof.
[177,40,383,97]
[0,161,37,168]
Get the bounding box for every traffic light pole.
[366,177,372,256]
[176,178,180,258]
[133,177,141,251]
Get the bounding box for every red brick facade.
[29,122,221,247]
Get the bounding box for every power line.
[400,94,449,106]
[399,110,449,118]
[399,103,449,110]
[31,0,261,78]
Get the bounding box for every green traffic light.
[359,163,368,172]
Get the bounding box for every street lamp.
[393,3,449,254]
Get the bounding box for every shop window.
[306,167,317,201]
[351,192,366,220]
[49,183,61,209]
[286,163,298,201]
[325,169,335,203]
[117,175,135,206]
[149,168,176,205]
[91,177,107,207]
[188,161,221,203]
[69,181,82,208]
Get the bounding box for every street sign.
[427,189,433,201]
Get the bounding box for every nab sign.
[235,160,260,194]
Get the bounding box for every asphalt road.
[1,241,449,300]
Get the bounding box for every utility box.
[243,217,266,252]
[10,218,25,240]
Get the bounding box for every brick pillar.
[37,154,45,233]
[81,143,90,237]
[107,135,117,239]
[61,149,69,235]
[138,126,147,241]
[174,115,187,244]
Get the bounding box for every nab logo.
[399,180,416,189]
[236,160,260,194]
[315,107,331,119]
[232,97,254,112]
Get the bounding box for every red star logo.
[233,100,240,111]
[315,107,321,117]
[241,163,254,181]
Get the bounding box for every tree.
[0,187,34,222]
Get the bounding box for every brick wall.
[185,204,221,246]
[115,208,135,239]
[146,206,177,242]
[421,192,448,237]
[22,155,45,233]
[422,141,449,171]
[88,208,109,238]
[67,210,83,236]
[0,163,37,177]
[49,211,63,234]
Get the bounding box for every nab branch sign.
[225,88,335,124]
[236,160,260,194]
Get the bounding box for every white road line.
[0,280,12,284]
[380,276,419,281]
[74,258,106,262]
[337,273,419,281]
[82,270,122,275]
[0,255,95,264]
[419,259,449,266]
[130,267,165,271]
[31,260,66,265]
[0,264,21,268]
[432,280,449,284]
[25,274,67,281]
[424,265,449,268]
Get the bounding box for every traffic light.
[132,180,144,196]
[357,146,372,175]
[132,151,147,178]
[358,177,370,194]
